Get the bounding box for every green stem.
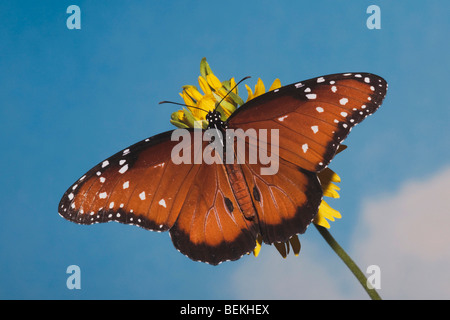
[314,224,382,300]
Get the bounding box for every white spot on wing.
[102,160,109,168]
[311,125,319,134]
[119,164,129,174]
[302,143,308,153]
[339,98,349,105]
[306,94,317,100]
[123,181,129,189]
[99,192,107,199]
[159,199,167,208]
[139,191,146,200]
[317,77,325,83]
[278,115,288,122]
[316,107,324,113]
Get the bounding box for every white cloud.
[352,167,450,299]
[230,167,450,299]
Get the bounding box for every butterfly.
[58,72,387,265]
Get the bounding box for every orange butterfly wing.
[169,155,259,265]
[239,159,322,245]
[59,130,258,265]
[59,131,196,230]
[228,73,388,172]
[59,72,388,264]
[226,73,387,245]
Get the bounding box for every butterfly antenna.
[214,76,251,111]
[158,101,209,113]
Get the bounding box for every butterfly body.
[59,72,387,265]
[205,109,259,221]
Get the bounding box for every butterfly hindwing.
[239,158,322,245]
[169,151,259,265]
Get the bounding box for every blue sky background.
[1,0,449,299]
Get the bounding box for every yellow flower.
[170,58,243,129]
[245,78,281,101]
[170,58,343,259]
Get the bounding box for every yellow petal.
[198,76,212,95]
[229,77,238,94]
[321,200,341,219]
[318,167,341,198]
[245,84,254,102]
[269,78,281,91]
[253,234,263,257]
[206,73,222,91]
[314,200,342,228]
[196,94,216,117]
[322,183,340,198]
[314,214,331,229]
[171,110,184,121]
[179,91,195,107]
[183,85,203,102]
[253,78,266,98]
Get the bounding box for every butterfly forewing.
[58,131,198,231]
[227,73,387,172]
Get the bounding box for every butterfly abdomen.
[224,161,257,220]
